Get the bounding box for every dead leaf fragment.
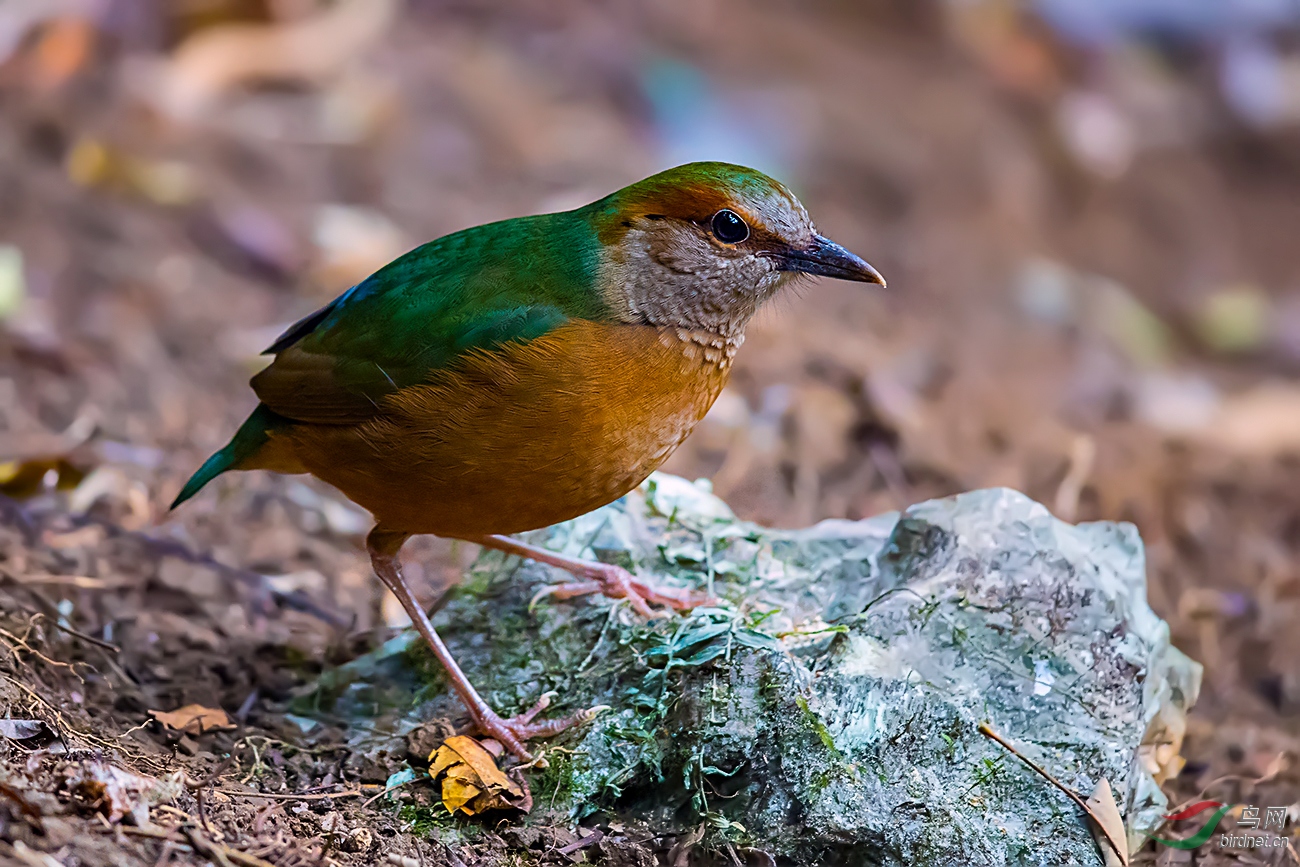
[0,719,47,741]
[157,0,399,118]
[427,735,531,815]
[11,840,66,867]
[1085,778,1128,867]
[148,703,236,735]
[64,759,181,825]
[1201,383,1300,455]
[29,16,96,90]
[0,457,86,499]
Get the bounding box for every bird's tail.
[170,404,295,509]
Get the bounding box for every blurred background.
[2,0,1300,861]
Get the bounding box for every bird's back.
[251,210,612,426]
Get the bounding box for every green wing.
[251,210,608,425]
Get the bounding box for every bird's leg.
[367,527,597,762]
[466,534,716,618]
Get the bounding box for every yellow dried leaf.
[148,704,235,735]
[448,736,517,794]
[428,744,458,778]
[427,735,529,816]
[0,458,85,499]
[441,765,485,813]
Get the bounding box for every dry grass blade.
[978,723,1128,865]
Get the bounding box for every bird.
[172,161,884,761]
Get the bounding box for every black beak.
[775,235,886,286]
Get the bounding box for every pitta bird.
[173,162,885,760]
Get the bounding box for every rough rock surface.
[318,475,1200,866]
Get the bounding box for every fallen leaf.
[156,0,399,118]
[0,719,47,740]
[64,759,182,825]
[1253,751,1289,784]
[0,458,86,499]
[29,16,96,90]
[1085,778,1128,867]
[1193,284,1270,354]
[1201,383,1300,455]
[149,704,236,735]
[64,137,201,206]
[0,781,46,833]
[12,840,65,867]
[427,735,531,816]
[0,244,25,319]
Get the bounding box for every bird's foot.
[469,534,716,618]
[368,529,604,765]
[470,692,608,762]
[530,560,715,618]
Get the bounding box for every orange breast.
[273,321,734,537]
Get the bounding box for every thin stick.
[977,723,1126,864]
[45,616,122,652]
[0,572,122,652]
[152,839,178,867]
[361,777,423,809]
[218,789,364,802]
[185,825,235,867]
[557,830,605,856]
[112,826,278,867]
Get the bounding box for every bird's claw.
[474,698,609,763]
[529,561,714,618]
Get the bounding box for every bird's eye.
[710,209,749,244]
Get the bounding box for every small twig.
[0,492,348,627]
[978,723,1126,865]
[184,824,235,867]
[361,777,423,809]
[152,839,177,867]
[0,672,70,740]
[0,572,121,652]
[0,492,39,543]
[234,689,258,724]
[45,616,122,653]
[252,802,277,835]
[1054,434,1095,523]
[184,755,240,838]
[220,788,365,803]
[557,829,605,856]
[112,826,279,867]
[867,440,911,506]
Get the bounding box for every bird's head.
[586,161,884,338]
